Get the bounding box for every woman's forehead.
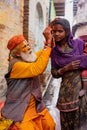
[52,24,64,30]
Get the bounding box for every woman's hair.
[52,18,70,33]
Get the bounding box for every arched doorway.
[34,2,44,51]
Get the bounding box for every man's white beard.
[20,51,37,62]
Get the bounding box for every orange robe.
[15,95,55,130]
[10,47,55,130]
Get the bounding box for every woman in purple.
[51,18,87,130]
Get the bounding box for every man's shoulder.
[9,58,21,71]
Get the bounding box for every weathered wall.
[0,0,55,101]
[73,0,87,38]
[0,0,24,100]
[29,0,51,90]
[29,0,49,49]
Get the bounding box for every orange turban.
[7,35,25,50]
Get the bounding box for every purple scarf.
[51,33,87,69]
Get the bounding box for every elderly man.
[1,27,55,130]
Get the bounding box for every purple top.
[51,33,87,69]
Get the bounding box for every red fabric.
[81,70,87,77]
[0,102,5,111]
[79,35,87,41]
[7,35,25,50]
[84,44,87,53]
[8,124,19,130]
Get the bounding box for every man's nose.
[55,31,59,35]
[26,44,31,49]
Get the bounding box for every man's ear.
[15,51,21,57]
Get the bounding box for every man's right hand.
[43,26,53,47]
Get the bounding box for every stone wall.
[73,0,87,38]
[0,0,51,101]
[29,0,49,49]
[0,0,24,100]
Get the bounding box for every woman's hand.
[65,60,80,71]
[56,60,80,76]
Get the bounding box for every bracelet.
[45,43,51,47]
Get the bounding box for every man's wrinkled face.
[19,40,37,62]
